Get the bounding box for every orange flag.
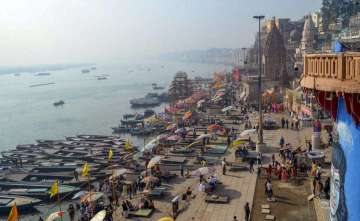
[7,204,18,221]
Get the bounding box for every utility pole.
[253,15,265,147]
[241,47,247,67]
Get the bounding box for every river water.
[0,60,228,220]
[0,60,227,151]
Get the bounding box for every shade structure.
[157,217,175,221]
[186,140,200,148]
[141,176,159,183]
[183,111,192,120]
[240,129,257,137]
[166,123,177,130]
[192,167,216,176]
[147,155,163,168]
[222,106,234,112]
[230,138,248,148]
[207,124,223,132]
[195,134,212,141]
[81,192,104,203]
[72,190,87,200]
[46,211,65,221]
[144,138,157,151]
[90,210,106,221]
[109,168,127,180]
[175,127,187,135]
[167,135,181,141]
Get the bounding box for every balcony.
[300,52,360,93]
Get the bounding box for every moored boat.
[0,181,79,200]
[0,194,41,213]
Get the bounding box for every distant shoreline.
[0,63,95,76]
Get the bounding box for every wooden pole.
[57,180,63,221]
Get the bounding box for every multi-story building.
[300,52,360,221]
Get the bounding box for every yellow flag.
[124,138,133,151]
[230,139,246,148]
[7,204,18,221]
[82,162,89,177]
[108,148,113,160]
[49,180,59,198]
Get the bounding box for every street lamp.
[253,15,265,146]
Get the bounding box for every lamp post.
[241,47,247,67]
[253,15,265,148]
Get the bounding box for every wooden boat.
[5,171,95,187]
[0,194,41,213]
[0,181,79,200]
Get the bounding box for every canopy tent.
[109,168,128,180]
[195,134,212,141]
[222,106,234,112]
[230,138,248,148]
[183,111,193,120]
[147,155,163,169]
[90,210,106,221]
[166,123,177,131]
[144,115,164,125]
[175,127,187,135]
[46,211,65,221]
[240,129,257,137]
[207,124,224,133]
[141,176,159,183]
[192,167,216,176]
[157,217,175,221]
[167,135,181,141]
[81,192,104,203]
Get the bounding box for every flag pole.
[57,180,63,221]
[110,156,116,207]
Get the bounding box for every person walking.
[308,141,313,152]
[281,117,285,128]
[279,136,285,148]
[68,204,75,221]
[271,154,275,166]
[285,119,289,129]
[249,159,254,173]
[222,158,227,175]
[266,180,273,199]
[227,135,231,147]
[180,163,184,177]
[244,202,250,221]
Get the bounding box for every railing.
[303,52,360,82]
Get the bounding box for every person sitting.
[121,201,128,212]
[148,199,155,209]
[125,200,135,211]
[186,187,192,198]
[143,198,149,209]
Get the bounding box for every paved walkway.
[176,148,257,221]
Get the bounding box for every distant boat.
[147,68,151,72]
[53,100,65,106]
[91,67,97,70]
[35,72,51,76]
[153,86,165,90]
[14,73,21,77]
[29,82,55,88]
[97,76,107,80]
[151,83,165,90]
[81,69,90,74]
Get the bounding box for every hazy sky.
[0,0,322,65]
